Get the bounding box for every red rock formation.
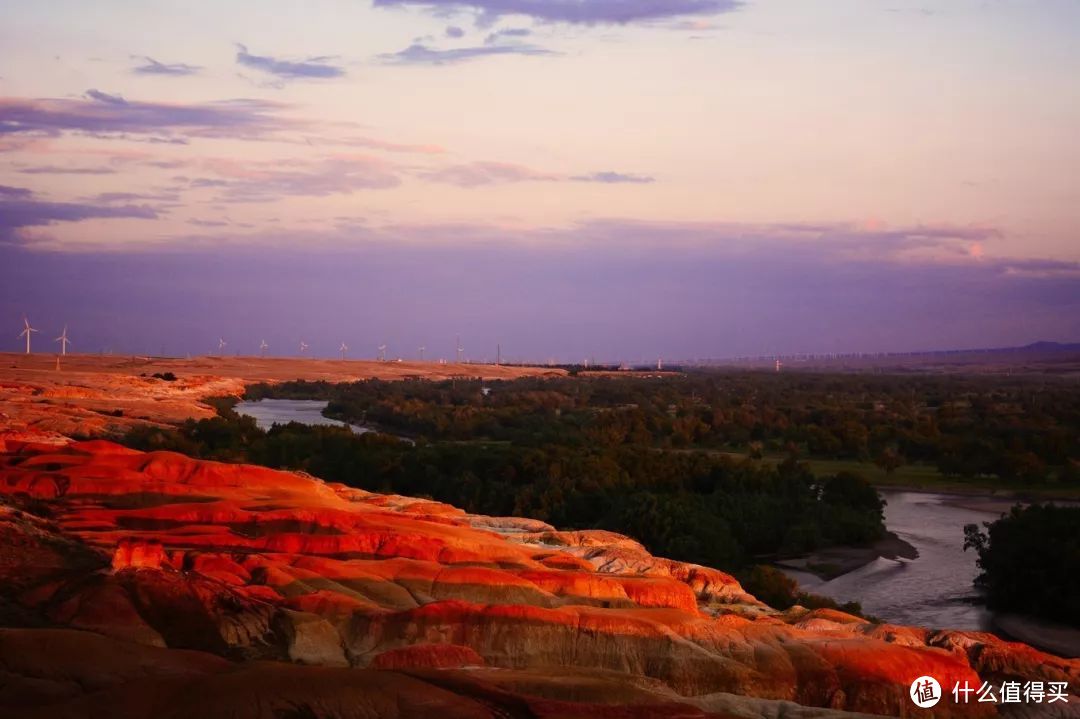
[0,439,1076,718]
[372,643,486,670]
[111,539,166,570]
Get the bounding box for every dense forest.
[964,504,1080,625]
[246,372,1080,487]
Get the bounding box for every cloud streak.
[421,162,654,186]
[379,41,556,65]
[0,185,33,199]
[572,171,655,184]
[0,90,298,141]
[329,135,446,154]
[89,191,180,204]
[17,165,117,175]
[373,0,743,25]
[189,155,402,202]
[235,44,346,79]
[131,56,202,76]
[566,218,1006,265]
[485,27,531,43]
[420,161,558,186]
[0,186,158,245]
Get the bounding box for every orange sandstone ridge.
[1,438,1076,718]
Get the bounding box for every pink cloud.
[421,161,559,187]
[192,155,402,201]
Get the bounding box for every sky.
[1,0,1078,361]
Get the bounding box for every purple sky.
[1,0,1078,360]
[3,223,1076,361]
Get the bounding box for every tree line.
[246,372,1080,487]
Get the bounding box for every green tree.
[964,504,1080,625]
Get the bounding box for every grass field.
[709,450,1080,500]
[804,458,1079,499]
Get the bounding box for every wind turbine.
[218,337,227,356]
[418,346,425,361]
[340,342,348,360]
[259,339,268,358]
[19,316,38,354]
[378,344,387,362]
[456,336,463,364]
[55,325,71,356]
[299,340,309,356]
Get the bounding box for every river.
[235,399,372,435]
[785,491,997,631]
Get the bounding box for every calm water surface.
[235,399,371,435]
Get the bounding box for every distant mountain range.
[702,340,1080,374]
[1013,341,1080,353]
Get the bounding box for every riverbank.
[993,614,1080,659]
[777,491,996,632]
[774,531,919,580]
[869,483,1080,515]
[776,484,1076,585]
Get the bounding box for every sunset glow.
[2,0,1078,358]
